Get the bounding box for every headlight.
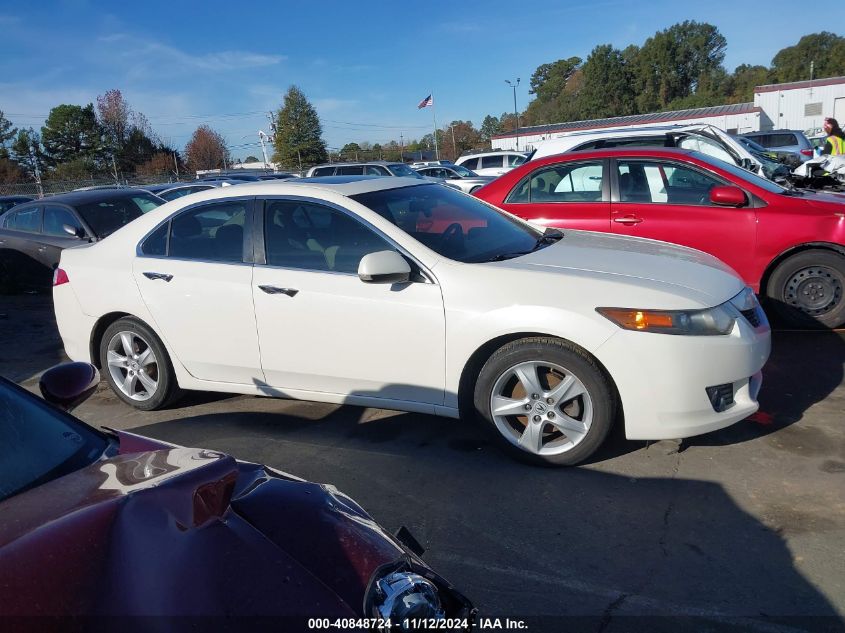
[369,570,445,625]
[596,302,736,335]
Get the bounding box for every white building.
[492,76,845,151]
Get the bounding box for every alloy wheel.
[490,361,593,456]
[106,331,159,401]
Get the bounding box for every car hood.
[795,189,845,209]
[487,229,744,306]
[0,439,408,617]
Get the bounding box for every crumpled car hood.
[488,229,744,306]
[0,437,407,618]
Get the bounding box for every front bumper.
[594,312,771,441]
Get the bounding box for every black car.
[0,188,163,290]
[0,196,34,215]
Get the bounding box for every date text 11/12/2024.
[307,618,527,630]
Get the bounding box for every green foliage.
[0,110,17,157]
[272,86,327,168]
[480,115,501,142]
[578,45,636,119]
[40,104,103,168]
[340,142,362,159]
[11,128,45,180]
[771,32,845,83]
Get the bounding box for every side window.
[768,134,797,148]
[481,155,503,170]
[337,166,364,175]
[508,162,604,203]
[461,158,479,170]
[168,201,247,263]
[312,167,335,177]
[508,154,526,167]
[677,136,735,165]
[141,222,168,256]
[2,211,15,228]
[13,206,41,233]
[43,206,82,237]
[617,161,722,205]
[264,200,393,274]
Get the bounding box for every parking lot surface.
[3,294,844,631]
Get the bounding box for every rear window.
[75,194,161,238]
[311,167,335,177]
[766,134,798,148]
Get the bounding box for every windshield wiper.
[531,227,564,251]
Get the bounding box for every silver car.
[414,164,495,194]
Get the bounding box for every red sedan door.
[496,159,611,232]
[609,158,758,283]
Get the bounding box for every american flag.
[417,94,433,109]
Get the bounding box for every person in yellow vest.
[821,117,844,155]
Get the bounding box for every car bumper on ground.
[594,314,771,441]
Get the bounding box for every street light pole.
[505,78,521,151]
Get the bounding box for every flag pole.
[431,90,439,160]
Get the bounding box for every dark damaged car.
[0,363,475,630]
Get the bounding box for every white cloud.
[97,33,285,77]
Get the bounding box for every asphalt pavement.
[2,294,844,632]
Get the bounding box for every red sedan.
[474,147,845,328]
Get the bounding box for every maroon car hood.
[0,437,407,618]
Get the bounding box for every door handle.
[143,272,173,282]
[613,216,643,225]
[37,246,47,252]
[258,285,298,297]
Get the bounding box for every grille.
[740,307,761,327]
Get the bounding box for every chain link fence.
[0,173,189,198]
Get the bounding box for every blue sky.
[0,1,835,160]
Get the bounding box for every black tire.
[472,337,616,466]
[765,250,845,329]
[99,317,181,410]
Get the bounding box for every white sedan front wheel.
[474,337,616,466]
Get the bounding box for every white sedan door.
[252,198,445,408]
[133,198,263,384]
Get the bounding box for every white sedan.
[53,177,771,465]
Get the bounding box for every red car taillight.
[53,268,69,286]
[801,149,813,156]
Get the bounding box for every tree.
[480,115,501,143]
[40,104,103,168]
[578,45,636,119]
[633,21,727,112]
[771,32,845,83]
[185,125,230,172]
[272,86,327,169]
[529,57,582,102]
[96,89,132,153]
[136,151,183,179]
[0,158,24,184]
[11,128,45,180]
[724,64,771,103]
[244,155,259,163]
[0,110,17,159]
[444,120,481,159]
[340,142,362,160]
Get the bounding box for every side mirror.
[39,362,100,412]
[63,224,86,239]
[358,250,411,284]
[710,186,748,207]
[740,158,757,172]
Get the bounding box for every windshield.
[350,184,543,263]
[453,165,476,177]
[691,151,788,194]
[0,377,108,503]
[388,163,424,179]
[75,193,162,238]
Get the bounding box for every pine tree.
[272,86,327,169]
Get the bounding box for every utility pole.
[450,124,456,161]
[32,142,43,198]
[505,78,521,151]
[173,152,180,180]
[400,133,404,162]
[111,155,119,184]
[258,130,270,168]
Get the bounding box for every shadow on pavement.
[131,407,843,630]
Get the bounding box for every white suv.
[456,151,528,176]
[528,124,765,178]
